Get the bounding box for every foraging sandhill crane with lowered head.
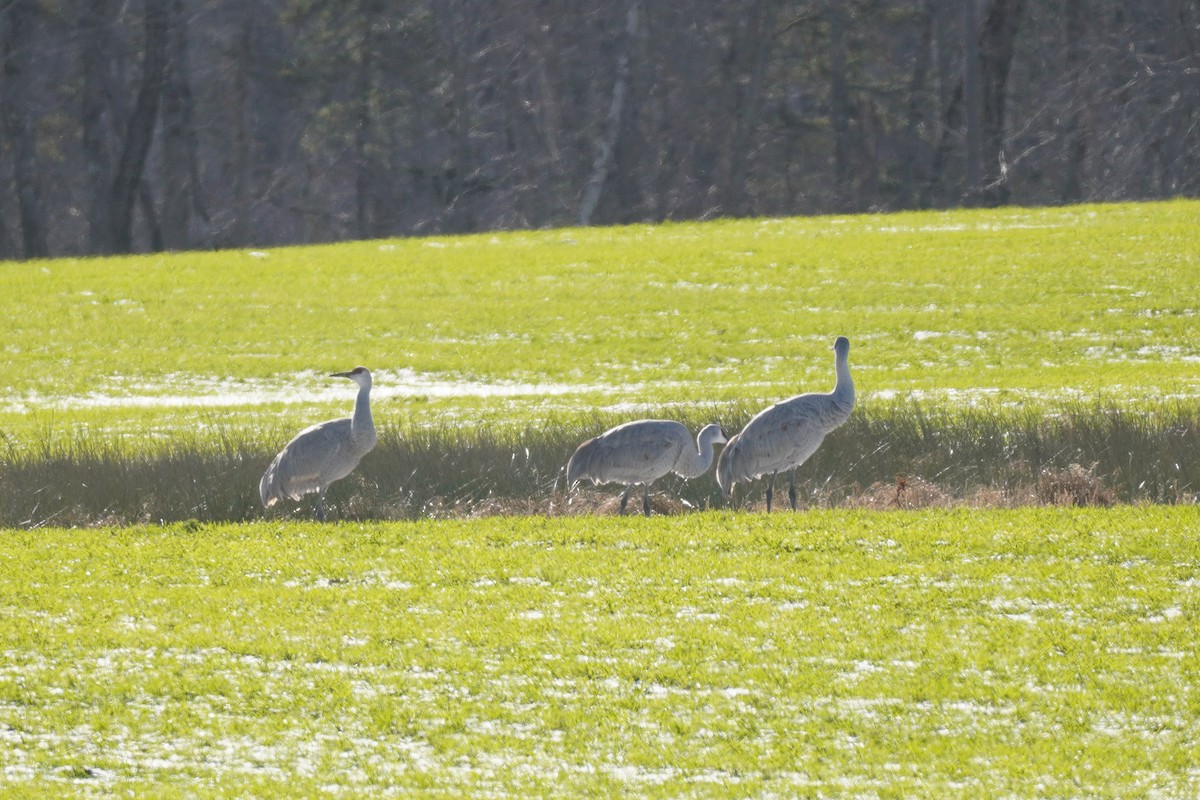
[717,336,855,511]
[260,366,376,521]
[566,420,728,515]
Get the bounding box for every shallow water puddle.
[1,368,603,412]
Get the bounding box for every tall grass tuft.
[2,400,1197,527]
[0,424,268,527]
[822,400,1200,507]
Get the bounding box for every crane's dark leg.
[765,472,776,512]
[315,489,327,522]
[788,470,798,511]
[642,486,651,516]
[619,484,634,514]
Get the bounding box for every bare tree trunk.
[0,0,48,258]
[159,0,208,248]
[828,0,852,210]
[933,0,955,128]
[352,0,383,239]
[79,0,168,254]
[723,0,778,217]
[160,0,200,250]
[81,0,115,253]
[962,0,983,200]
[922,0,963,207]
[1060,0,1087,202]
[901,0,935,207]
[0,215,13,259]
[579,0,639,226]
[430,0,477,232]
[976,0,1025,205]
[232,11,252,245]
[353,63,372,239]
[180,1,211,249]
[138,180,163,251]
[109,2,168,253]
[924,0,1025,207]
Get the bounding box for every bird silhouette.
[260,367,376,521]
[566,420,727,515]
[717,337,854,511]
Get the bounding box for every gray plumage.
[566,420,728,515]
[717,336,855,511]
[260,366,377,521]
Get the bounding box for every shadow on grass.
[2,401,1197,527]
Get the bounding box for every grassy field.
[2,204,1199,796]
[3,399,1197,527]
[2,508,1199,797]
[2,200,1198,443]
[2,201,1198,522]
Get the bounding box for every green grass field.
[3,203,1200,795]
[2,509,1199,797]
[2,200,1198,445]
[3,200,1199,522]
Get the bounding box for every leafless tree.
[0,0,1194,258]
[0,0,48,257]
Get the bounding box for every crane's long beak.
[330,370,353,378]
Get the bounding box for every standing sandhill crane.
[566,420,728,516]
[717,336,855,511]
[260,367,377,521]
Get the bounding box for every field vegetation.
[3,202,1200,796]
[3,200,1198,422]
[2,200,1199,523]
[2,400,1197,528]
[2,509,1199,797]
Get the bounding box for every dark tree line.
[0,0,1197,259]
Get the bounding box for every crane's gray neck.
[832,348,855,412]
[677,427,722,479]
[351,382,376,450]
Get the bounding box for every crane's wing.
[719,394,844,484]
[567,421,685,487]
[260,418,357,506]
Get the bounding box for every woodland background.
[0,0,1197,260]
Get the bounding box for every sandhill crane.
[717,336,855,511]
[566,420,728,515]
[260,367,377,521]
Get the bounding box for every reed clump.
[1,400,1196,527]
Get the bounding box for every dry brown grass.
[842,464,1119,512]
[1036,463,1117,507]
[845,476,956,510]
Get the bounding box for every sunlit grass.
[2,509,1199,797]
[4,203,1199,798]
[2,202,1198,523]
[2,201,1198,444]
[2,399,1196,527]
